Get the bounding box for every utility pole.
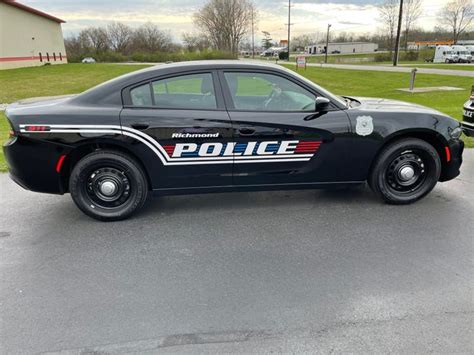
[325,24,332,64]
[251,5,255,59]
[287,0,291,61]
[393,0,404,66]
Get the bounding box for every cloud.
[19,0,447,40]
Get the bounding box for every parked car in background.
[81,57,96,64]
[433,46,458,63]
[462,86,474,137]
[451,46,472,63]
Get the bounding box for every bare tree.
[194,0,254,54]
[131,23,173,53]
[182,33,211,51]
[439,0,474,42]
[107,22,133,53]
[378,0,399,52]
[403,0,422,49]
[82,27,109,54]
[291,33,322,51]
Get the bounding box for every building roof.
[1,0,65,23]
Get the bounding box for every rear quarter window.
[130,84,152,106]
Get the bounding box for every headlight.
[449,126,463,139]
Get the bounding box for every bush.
[279,51,289,60]
[374,52,392,62]
[128,50,236,63]
[95,51,128,63]
[67,50,236,64]
[402,51,419,61]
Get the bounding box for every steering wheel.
[263,86,282,110]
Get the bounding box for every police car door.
[120,71,233,189]
[219,70,351,186]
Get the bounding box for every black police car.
[3,61,464,221]
[462,85,474,137]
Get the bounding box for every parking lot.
[0,151,473,353]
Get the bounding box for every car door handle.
[238,128,256,136]
[131,123,150,130]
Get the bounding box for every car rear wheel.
[369,138,441,204]
[69,150,148,221]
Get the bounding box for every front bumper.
[439,138,464,182]
[462,100,474,137]
[3,136,69,194]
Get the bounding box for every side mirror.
[315,97,330,112]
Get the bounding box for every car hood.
[348,97,446,116]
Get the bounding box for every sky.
[20,0,449,41]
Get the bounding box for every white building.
[0,1,67,70]
[305,42,378,55]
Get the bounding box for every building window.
[53,53,56,61]
[39,53,42,62]
[59,53,62,61]
[46,53,50,61]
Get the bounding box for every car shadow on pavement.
[136,184,379,218]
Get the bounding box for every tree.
[403,0,422,49]
[107,22,132,53]
[194,0,254,54]
[261,31,273,49]
[378,0,399,52]
[131,23,172,53]
[182,33,211,51]
[82,27,109,54]
[439,0,474,42]
[291,33,321,51]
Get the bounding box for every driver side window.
[224,72,316,112]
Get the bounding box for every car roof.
[72,60,292,105]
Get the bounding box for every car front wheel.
[369,138,441,204]
[69,150,148,221]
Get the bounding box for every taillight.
[24,125,50,132]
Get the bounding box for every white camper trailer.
[465,46,474,56]
[451,45,472,63]
[434,46,459,63]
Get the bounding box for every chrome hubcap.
[99,180,118,196]
[398,166,415,181]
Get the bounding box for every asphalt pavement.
[1,151,473,354]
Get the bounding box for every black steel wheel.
[69,150,148,221]
[369,138,441,204]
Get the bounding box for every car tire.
[369,138,441,204]
[69,150,148,221]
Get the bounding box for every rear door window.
[129,73,217,110]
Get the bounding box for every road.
[1,151,473,353]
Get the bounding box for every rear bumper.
[3,136,68,194]
[439,138,464,182]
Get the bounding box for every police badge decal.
[356,116,374,136]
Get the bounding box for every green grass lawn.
[0,63,471,172]
[285,65,473,148]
